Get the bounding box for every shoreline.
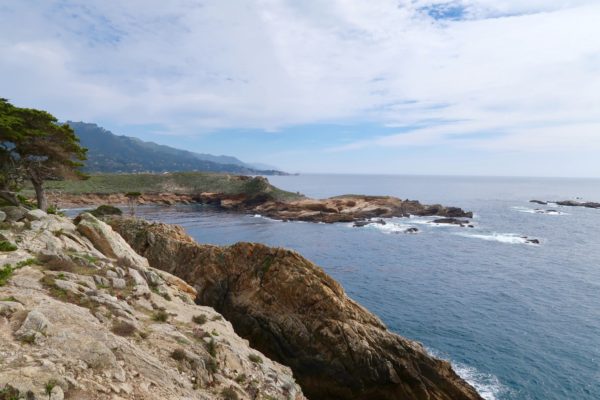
[49,191,474,224]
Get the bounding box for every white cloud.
[1,0,599,156]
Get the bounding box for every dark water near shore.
[131,175,600,400]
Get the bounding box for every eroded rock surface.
[0,213,304,400]
[111,218,483,400]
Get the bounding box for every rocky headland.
[109,217,483,400]
[45,174,473,225]
[0,209,304,399]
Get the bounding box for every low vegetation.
[192,314,207,325]
[0,265,15,287]
[152,310,169,322]
[248,354,263,364]
[221,387,239,400]
[111,320,137,336]
[0,241,17,252]
[38,172,302,201]
[170,348,187,361]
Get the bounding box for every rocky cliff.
[110,218,483,400]
[0,209,305,399]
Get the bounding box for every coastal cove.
[122,174,600,400]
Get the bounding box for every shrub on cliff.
[0,241,17,252]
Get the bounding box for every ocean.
[133,174,600,400]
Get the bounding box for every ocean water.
[132,175,600,400]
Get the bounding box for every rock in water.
[110,218,483,400]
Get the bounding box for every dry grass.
[111,320,137,336]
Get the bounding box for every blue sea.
[133,174,600,400]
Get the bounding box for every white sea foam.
[365,221,417,234]
[348,219,418,234]
[426,348,506,400]
[454,363,506,400]
[251,214,283,222]
[407,215,474,228]
[512,206,567,215]
[457,232,540,245]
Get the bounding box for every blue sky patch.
[421,3,467,21]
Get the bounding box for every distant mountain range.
[67,122,285,175]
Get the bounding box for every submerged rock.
[431,218,471,226]
[111,218,483,400]
[529,200,547,205]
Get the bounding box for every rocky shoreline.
[49,191,473,225]
[109,217,483,400]
[530,199,600,209]
[1,205,482,399]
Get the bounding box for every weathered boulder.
[111,218,483,400]
[76,213,149,269]
[15,309,50,343]
[0,206,27,222]
[25,209,48,221]
[0,211,6,222]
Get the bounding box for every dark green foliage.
[42,172,302,201]
[0,99,87,209]
[221,387,239,400]
[0,241,17,252]
[20,333,36,345]
[171,348,186,361]
[111,320,137,336]
[0,384,22,400]
[152,310,169,322]
[16,258,36,268]
[44,380,56,399]
[248,354,262,364]
[206,338,217,357]
[89,205,122,217]
[192,314,207,325]
[0,264,14,286]
[0,258,37,286]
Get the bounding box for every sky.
[1,0,600,176]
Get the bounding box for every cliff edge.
[0,209,304,399]
[110,218,483,400]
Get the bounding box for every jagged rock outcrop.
[0,213,305,399]
[110,218,483,400]
[47,190,472,224]
[248,195,473,223]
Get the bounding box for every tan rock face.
[111,218,483,400]
[0,213,305,400]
